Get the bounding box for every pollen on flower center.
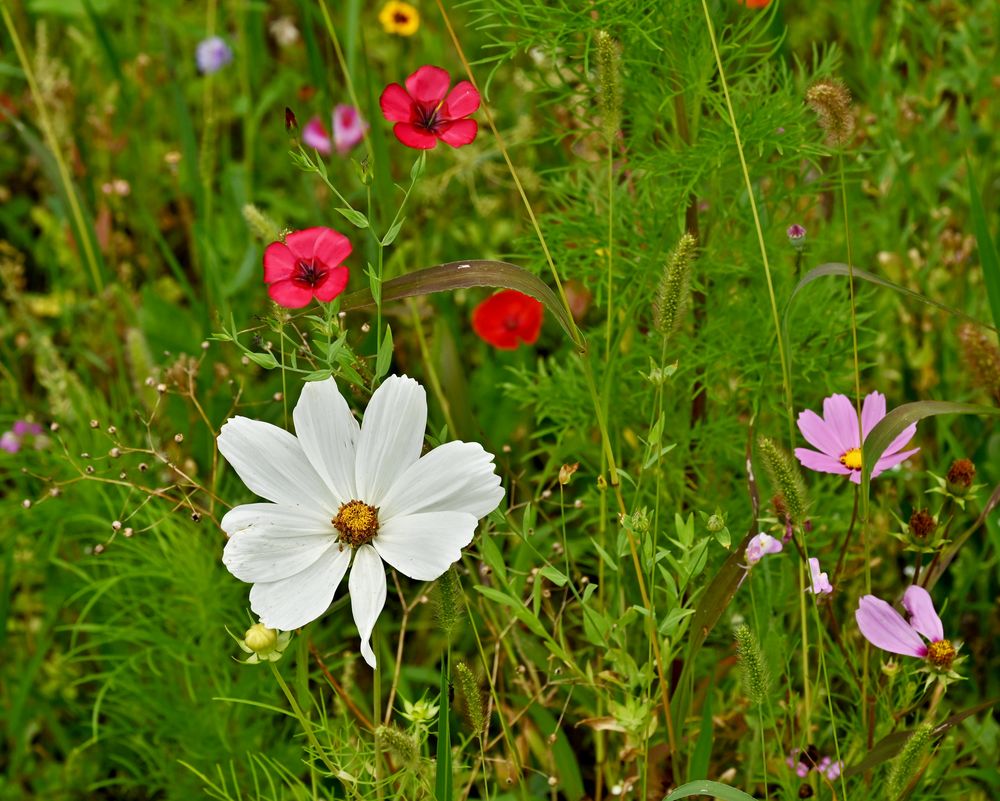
[926,639,956,669]
[333,500,379,547]
[839,448,862,470]
[294,260,327,288]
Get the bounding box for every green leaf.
[245,351,278,370]
[381,216,405,247]
[663,780,759,800]
[860,400,1000,498]
[966,154,1000,328]
[375,325,393,380]
[538,565,568,587]
[434,657,452,801]
[336,207,369,228]
[339,260,583,350]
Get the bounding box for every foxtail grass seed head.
[805,78,855,147]
[434,565,464,638]
[886,723,933,799]
[242,204,283,243]
[734,624,769,705]
[652,233,697,336]
[957,323,1000,403]
[376,725,418,766]
[758,436,808,526]
[595,30,622,143]
[454,661,486,735]
[946,458,976,494]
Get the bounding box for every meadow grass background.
[1,1,999,799]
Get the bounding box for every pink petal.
[393,122,438,150]
[379,83,416,123]
[309,228,352,266]
[302,117,332,154]
[855,595,927,657]
[436,119,478,147]
[442,80,480,118]
[882,423,918,457]
[902,585,944,643]
[333,104,367,153]
[794,448,851,476]
[284,227,329,260]
[267,278,315,309]
[870,447,919,478]
[263,241,297,283]
[313,266,349,302]
[405,65,451,106]
[860,391,886,439]
[807,557,833,595]
[823,394,862,451]
[797,409,841,458]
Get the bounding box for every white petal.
[221,502,333,537]
[354,375,426,506]
[348,544,387,668]
[249,545,351,630]
[218,417,336,511]
[378,441,504,521]
[293,378,360,505]
[372,511,477,581]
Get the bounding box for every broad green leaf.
[966,154,1000,328]
[337,207,369,228]
[664,780,759,800]
[860,401,1000,498]
[375,325,393,380]
[245,351,278,370]
[339,260,582,349]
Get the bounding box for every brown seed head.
[946,458,976,493]
[908,508,937,540]
[806,78,855,147]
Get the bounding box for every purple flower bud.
[786,224,807,251]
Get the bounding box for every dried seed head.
[806,78,855,147]
[652,233,697,336]
[908,508,936,539]
[595,30,622,143]
[957,323,1000,403]
[946,458,976,494]
[757,436,808,525]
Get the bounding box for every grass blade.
[966,154,1000,328]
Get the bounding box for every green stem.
[270,662,338,775]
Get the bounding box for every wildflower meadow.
[2,1,1000,800]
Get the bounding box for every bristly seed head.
[333,500,379,547]
[652,233,697,337]
[806,78,855,147]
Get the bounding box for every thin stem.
[270,662,339,775]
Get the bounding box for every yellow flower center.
[926,639,956,670]
[839,448,862,470]
[333,500,379,547]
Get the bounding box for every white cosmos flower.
[217,375,504,668]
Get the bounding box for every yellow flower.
[379,1,420,36]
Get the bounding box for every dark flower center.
[333,500,379,548]
[393,11,410,23]
[294,259,327,288]
[504,316,521,331]
[416,103,442,134]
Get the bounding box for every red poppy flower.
[263,227,351,309]
[471,290,543,350]
[737,0,771,7]
[379,65,480,150]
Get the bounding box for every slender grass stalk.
[270,662,339,775]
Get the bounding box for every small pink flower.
[333,104,368,154]
[807,558,833,595]
[1,431,20,453]
[263,227,351,309]
[745,533,782,566]
[794,391,918,484]
[855,585,956,669]
[302,116,332,155]
[379,65,480,150]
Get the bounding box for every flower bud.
[946,458,976,495]
[244,623,278,654]
[907,508,936,540]
[558,462,579,486]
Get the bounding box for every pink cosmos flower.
[855,585,956,669]
[302,116,332,155]
[263,227,351,309]
[745,533,782,565]
[807,558,833,595]
[333,104,368,154]
[794,391,918,484]
[379,65,480,150]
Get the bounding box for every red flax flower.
[263,227,351,309]
[379,65,480,150]
[472,290,543,350]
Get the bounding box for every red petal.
[267,278,315,309]
[263,241,297,282]
[437,119,478,148]
[284,227,330,259]
[379,82,417,123]
[393,122,438,150]
[314,266,349,302]
[443,80,480,118]
[514,294,544,344]
[405,65,451,106]
[309,227,352,266]
[471,290,543,349]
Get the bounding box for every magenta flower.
[333,104,368,154]
[807,558,832,595]
[2,420,46,453]
[302,116,333,155]
[745,533,782,566]
[794,391,918,484]
[855,585,955,669]
[1,431,19,453]
[379,65,480,150]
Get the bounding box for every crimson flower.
[379,65,480,150]
[263,227,351,309]
[471,290,543,350]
